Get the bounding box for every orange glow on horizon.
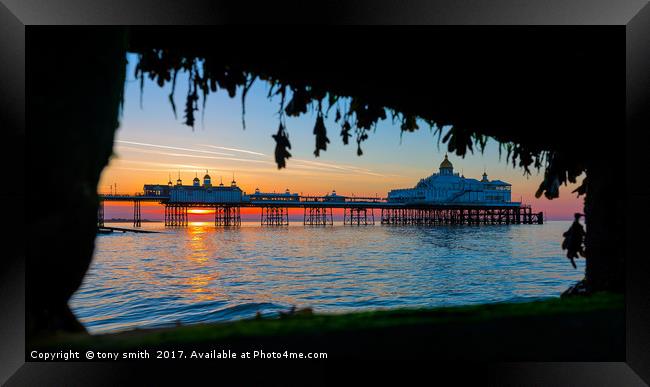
[100,63,585,222]
[187,208,215,215]
[99,155,585,221]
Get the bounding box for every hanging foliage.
[272,122,292,169]
[284,86,310,117]
[132,49,585,200]
[340,120,351,145]
[313,113,330,157]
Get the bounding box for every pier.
[98,193,543,228]
[98,164,543,228]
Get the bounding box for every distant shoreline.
[105,219,161,223]
[103,219,572,223]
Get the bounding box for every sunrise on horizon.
[25,21,632,375]
[99,54,583,222]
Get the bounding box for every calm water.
[70,221,584,333]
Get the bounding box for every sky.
[100,54,584,221]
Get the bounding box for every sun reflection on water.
[70,221,585,334]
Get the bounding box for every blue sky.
[100,53,583,220]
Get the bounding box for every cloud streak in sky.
[200,144,266,156]
[116,139,386,177]
[116,146,274,165]
[116,140,235,156]
[108,159,393,188]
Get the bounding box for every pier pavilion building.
[143,171,243,203]
[387,155,518,206]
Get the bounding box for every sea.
[69,220,585,334]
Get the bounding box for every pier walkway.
[98,193,543,228]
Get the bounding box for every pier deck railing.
[98,193,543,228]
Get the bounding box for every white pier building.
[387,155,519,206]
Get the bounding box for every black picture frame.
[2,0,649,384]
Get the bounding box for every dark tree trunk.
[584,162,625,293]
[28,28,126,336]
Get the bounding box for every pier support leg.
[133,200,141,227]
[303,207,333,226]
[261,206,289,226]
[164,204,187,227]
[215,206,241,227]
[97,199,104,228]
[234,206,241,226]
[379,206,539,227]
[344,207,373,225]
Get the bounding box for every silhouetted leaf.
[168,68,179,119]
[340,120,351,145]
[272,122,292,169]
[285,87,309,117]
[327,93,338,115]
[241,75,256,130]
[400,115,419,132]
[313,115,330,157]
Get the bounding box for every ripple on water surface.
[69,221,584,333]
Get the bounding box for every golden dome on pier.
[439,154,453,169]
